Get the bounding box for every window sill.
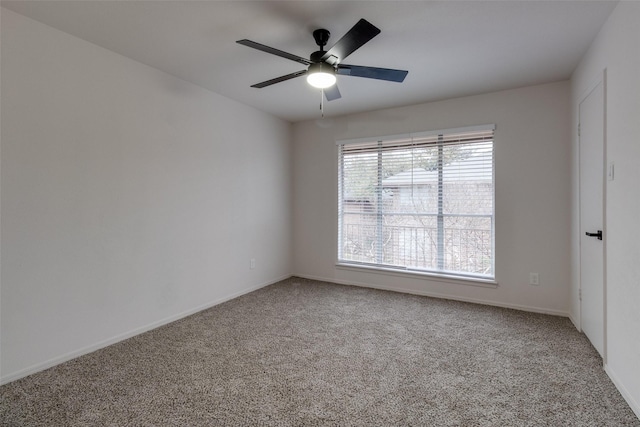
[335,262,498,288]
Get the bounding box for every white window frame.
[336,124,496,284]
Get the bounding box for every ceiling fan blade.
[324,84,341,101]
[251,70,308,88]
[321,19,381,63]
[337,64,408,82]
[237,39,312,66]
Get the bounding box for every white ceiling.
[2,1,617,123]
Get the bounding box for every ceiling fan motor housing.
[310,50,328,63]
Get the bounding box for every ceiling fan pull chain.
[320,89,325,118]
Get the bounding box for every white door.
[579,79,605,357]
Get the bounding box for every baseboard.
[605,364,640,420]
[0,274,289,385]
[568,313,581,331]
[292,272,570,318]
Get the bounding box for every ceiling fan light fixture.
[306,63,336,89]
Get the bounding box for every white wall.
[570,1,640,418]
[0,9,292,383]
[292,81,571,315]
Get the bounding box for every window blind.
[337,125,495,278]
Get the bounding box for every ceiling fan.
[236,19,408,101]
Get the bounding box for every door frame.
[577,69,607,362]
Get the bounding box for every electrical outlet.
[250,258,255,269]
[529,272,539,286]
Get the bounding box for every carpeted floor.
[1,277,638,426]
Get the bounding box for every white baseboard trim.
[292,272,570,318]
[568,313,581,331]
[605,364,640,420]
[0,274,289,386]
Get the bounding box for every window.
[337,125,495,279]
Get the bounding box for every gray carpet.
[1,277,638,426]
